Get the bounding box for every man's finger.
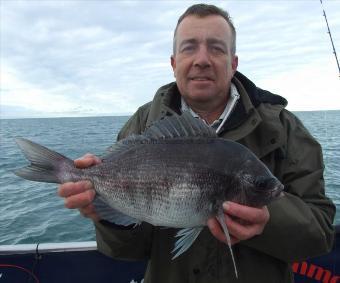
[64,189,96,209]
[207,218,226,243]
[224,214,257,241]
[223,201,268,224]
[58,181,93,198]
[80,204,100,221]
[207,218,239,245]
[74,154,101,168]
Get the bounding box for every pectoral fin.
[172,227,203,259]
[216,211,238,278]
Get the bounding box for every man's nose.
[193,46,211,69]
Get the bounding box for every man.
[58,4,335,282]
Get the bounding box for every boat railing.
[0,225,339,283]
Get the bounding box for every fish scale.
[92,163,212,227]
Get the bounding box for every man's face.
[171,15,238,106]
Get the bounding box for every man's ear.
[171,55,176,77]
[171,55,176,69]
[232,55,238,73]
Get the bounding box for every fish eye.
[254,178,267,188]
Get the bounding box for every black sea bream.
[14,112,284,278]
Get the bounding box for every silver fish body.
[84,137,281,228]
[14,112,283,277]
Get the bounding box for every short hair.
[173,4,236,55]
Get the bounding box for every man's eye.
[181,45,195,52]
[211,46,225,54]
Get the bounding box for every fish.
[14,112,284,278]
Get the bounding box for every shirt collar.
[181,83,240,133]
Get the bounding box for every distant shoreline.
[0,114,132,120]
[1,109,340,120]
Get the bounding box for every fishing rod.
[319,0,340,78]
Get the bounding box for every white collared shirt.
[181,83,240,134]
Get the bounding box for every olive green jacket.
[95,72,335,283]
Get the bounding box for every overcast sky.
[1,0,340,118]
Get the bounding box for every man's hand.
[57,154,101,221]
[207,201,269,245]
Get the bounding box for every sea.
[0,111,339,245]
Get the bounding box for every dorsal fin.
[144,111,217,139]
[102,134,151,160]
[102,112,216,160]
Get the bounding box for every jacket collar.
[146,72,287,159]
[229,72,287,158]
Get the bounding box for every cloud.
[256,57,340,111]
[1,64,139,117]
[1,0,340,118]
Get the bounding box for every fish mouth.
[270,183,284,199]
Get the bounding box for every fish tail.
[14,138,77,184]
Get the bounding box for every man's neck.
[184,96,229,124]
[190,105,226,124]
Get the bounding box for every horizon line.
[1,109,340,120]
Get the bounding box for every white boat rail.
[0,241,97,255]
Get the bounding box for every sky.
[1,0,340,119]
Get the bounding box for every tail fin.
[14,138,76,184]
